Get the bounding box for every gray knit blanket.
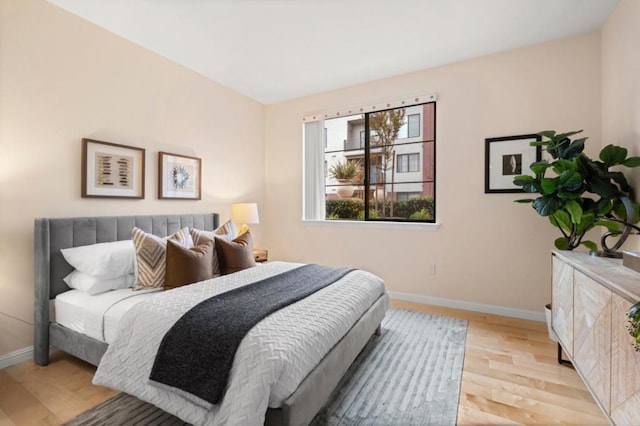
[149,264,354,405]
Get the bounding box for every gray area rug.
[64,308,467,426]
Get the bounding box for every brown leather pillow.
[215,230,257,275]
[164,239,214,290]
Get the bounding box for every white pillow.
[63,271,136,295]
[61,240,135,279]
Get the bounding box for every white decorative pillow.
[132,227,193,290]
[63,270,135,295]
[61,240,135,279]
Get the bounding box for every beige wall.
[0,0,265,356]
[602,0,640,251]
[265,32,602,313]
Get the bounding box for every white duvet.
[93,261,388,426]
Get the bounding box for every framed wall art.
[81,138,145,199]
[158,152,201,200]
[485,134,541,193]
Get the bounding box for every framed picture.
[485,134,541,193]
[82,138,145,199]
[158,152,201,200]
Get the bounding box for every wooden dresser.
[552,250,640,425]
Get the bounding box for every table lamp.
[231,203,260,236]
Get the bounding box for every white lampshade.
[231,203,260,225]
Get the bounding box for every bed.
[33,213,389,425]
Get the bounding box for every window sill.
[301,219,440,231]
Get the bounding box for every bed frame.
[33,213,388,426]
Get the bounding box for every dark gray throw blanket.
[149,264,355,405]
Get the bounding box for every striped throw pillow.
[132,227,193,290]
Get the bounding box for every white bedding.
[93,261,388,426]
[55,288,161,343]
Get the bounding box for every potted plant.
[513,130,640,342]
[329,159,362,198]
[513,130,640,252]
[629,304,640,352]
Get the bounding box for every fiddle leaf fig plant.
[513,130,640,252]
[629,303,640,352]
[514,130,640,351]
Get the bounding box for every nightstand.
[253,248,268,263]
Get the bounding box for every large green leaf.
[623,157,640,168]
[565,200,583,224]
[576,154,599,179]
[595,219,623,232]
[589,178,620,198]
[593,199,612,215]
[611,198,634,221]
[581,240,598,251]
[552,159,577,174]
[513,175,541,193]
[553,130,584,141]
[540,178,557,194]
[557,170,583,192]
[513,175,534,186]
[576,212,596,234]
[555,138,572,159]
[554,237,569,250]
[545,131,584,160]
[550,210,572,232]
[600,144,628,167]
[533,195,560,216]
[529,160,551,176]
[562,137,586,160]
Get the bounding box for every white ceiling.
[47,0,619,104]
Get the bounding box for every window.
[397,113,421,139]
[397,153,420,173]
[408,114,420,138]
[304,99,436,223]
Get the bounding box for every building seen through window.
[322,102,435,222]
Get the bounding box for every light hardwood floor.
[0,300,607,425]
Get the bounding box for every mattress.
[94,261,388,426]
[55,288,161,343]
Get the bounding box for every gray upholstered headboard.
[33,213,219,365]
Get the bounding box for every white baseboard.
[389,291,546,322]
[0,346,33,370]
